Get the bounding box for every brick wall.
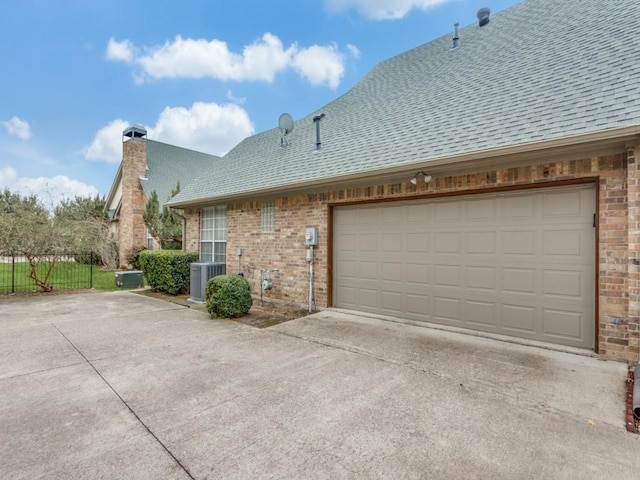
[119,138,148,267]
[183,208,200,254]
[192,150,638,362]
[626,146,640,364]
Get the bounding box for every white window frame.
[200,206,226,263]
[261,200,275,233]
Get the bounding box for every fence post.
[90,251,93,289]
[11,254,15,294]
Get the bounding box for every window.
[146,230,154,250]
[200,206,226,263]
[261,200,275,233]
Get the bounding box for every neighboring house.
[168,0,640,363]
[105,125,219,266]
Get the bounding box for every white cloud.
[148,102,254,155]
[291,44,345,89]
[107,33,347,89]
[83,102,254,163]
[106,38,136,62]
[83,119,129,163]
[323,0,450,20]
[347,44,361,59]
[0,165,99,209]
[2,116,32,140]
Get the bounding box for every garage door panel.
[502,230,536,255]
[434,232,461,253]
[465,300,497,327]
[382,233,403,252]
[333,185,595,349]
[407,232,430,252]
[543,229,583,257]
[502,194,535,219]
[407,294,431,316]
[406,263,430,285]
[435,202,462,222]
[543,270,582,298]
[502,268,537,295]
[434,297,461,322]
[542,190,582,217]
[501,305,537,333]
[466,231,497,254]
[543,309,584,343]
[467,197,497,221]
[466,266,497,291]
[434,265,461,288]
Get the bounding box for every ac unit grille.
[190,262,226,302]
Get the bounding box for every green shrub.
[205,275,253,318]
[125,245,147,270]
[139,250,198,295]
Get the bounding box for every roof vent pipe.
[313,113,325,151]
[452,23,460,48]
[477,7,490,26]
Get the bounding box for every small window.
[261,200,275,233]
[146,230,154,250]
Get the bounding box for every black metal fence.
[0,252,95,294]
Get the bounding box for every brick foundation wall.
[191,150,638,362]
[119,138,148,267]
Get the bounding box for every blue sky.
[0,0,520,207]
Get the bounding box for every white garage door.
[333,185,595,349]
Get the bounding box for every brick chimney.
[119,125,148,267]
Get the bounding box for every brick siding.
[191,150,638,362]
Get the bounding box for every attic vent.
[477,7,490,26]
[452,23,460,48]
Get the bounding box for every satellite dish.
[278,113,294,146]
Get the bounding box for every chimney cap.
[477,7,490,26]
[123,124,147,140]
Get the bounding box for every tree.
[0,188,67,291]
[53,195,118,269]
[143,182,183,249]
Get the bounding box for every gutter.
[167,125,640,208]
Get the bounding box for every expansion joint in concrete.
[51,323,195,480]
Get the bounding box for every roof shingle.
[170,0,640,206]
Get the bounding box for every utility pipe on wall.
[307,245,314,313]
[634,364,640,420]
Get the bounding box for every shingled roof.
[140,140,220,208]
[169,0,640,207]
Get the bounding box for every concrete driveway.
[0,291,638,479]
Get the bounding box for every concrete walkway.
[0,291,638,479]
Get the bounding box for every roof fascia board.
[104,163,123,212]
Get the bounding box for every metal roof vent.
[477,7,490,26]
[452,23,460,48]
[313,113,325,151]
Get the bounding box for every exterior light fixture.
[410,172,432,185]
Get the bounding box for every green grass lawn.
[0,260,130,293]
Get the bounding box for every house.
[105,125,219,266]
[167,0,640,363]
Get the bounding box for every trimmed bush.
[139,250,198,295]
[205,274,253,318]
